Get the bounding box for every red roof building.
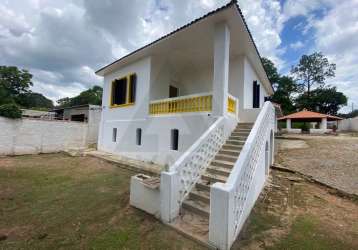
[278,110,342,133]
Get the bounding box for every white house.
[96,1,276,249]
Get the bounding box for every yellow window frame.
[110,73,136,108]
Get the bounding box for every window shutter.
[253,81,260,108]
[129,74,137,103]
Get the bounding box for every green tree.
[15,92,54,109]
[291,52,336,96]
[295,87,347,115]
[0,103,22,119]
[57,86,102,107]
[262,57,298,114]
[261,57,280,85]
[0,66,33,97]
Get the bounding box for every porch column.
[287,119,292,130]
[212,22,230,117]
[320,117,327,130]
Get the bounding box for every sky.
[0,0,357,113]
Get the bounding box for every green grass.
[269,215,354,250]
[0,154,203,250]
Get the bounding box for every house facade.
[96,1,276,249]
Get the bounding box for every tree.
[261,57,280,85]
[0,103,22,119]
[57,86,103,107]
[272,76,298,114]
[0,66,33,97]
[291,52,336,96]
[262,57,298,114]
[295,87,347,115]
[15,92,54,109]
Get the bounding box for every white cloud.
[290,41,304,50]
[0,0,285,103]
[311,0,358,112]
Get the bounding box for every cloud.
[290,41,304,50]
[311,0,358,112]
[0,0,285,103]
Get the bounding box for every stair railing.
[209,101,275,250]
[160,116,231,222]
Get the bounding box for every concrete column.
[320,117,327,130]
[287,118,292,130]
[212,22,230,117]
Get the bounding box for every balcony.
[149,92,238,116]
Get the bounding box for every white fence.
[0,117,89,155]
[209,102,275,250]
[339,117,358,132]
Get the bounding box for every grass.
[0,154,203,250]
[269,215,354,250]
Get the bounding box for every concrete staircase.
[169,123,253,245]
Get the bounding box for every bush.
[0,103,22,119]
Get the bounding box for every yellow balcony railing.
[228,95,237,114]
[149,93,212,115]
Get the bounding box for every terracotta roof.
[95,1,271,91]
[278,110,343,121]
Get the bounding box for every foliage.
[339,109,358,118]
[262,57,298,115]
[291,52,336,95]
[15,92,54,109]
[0,66,33,97]
[295,87,347,115]
[57,85,102,107]
[261,57,280,85]
[0,103,22,119]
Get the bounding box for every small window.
[253,80,260,108]
[111,73,137,107]
[171,129,179,151]
[169,85,179,98]
[136,128,142,146]
[112,128,117,142]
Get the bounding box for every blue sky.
[0,0,357,112]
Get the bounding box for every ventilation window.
[253,80,260,108]
[171,129,179,151]
[136,128,142,146]
[112,128,117,142]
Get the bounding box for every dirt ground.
[276,135,358,196]
[0,152,357,249]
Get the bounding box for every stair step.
[207,165,232,176]
[226,139,245,146]
[202,173,227,183]
[218,149,240,157]
[215,153,238,162]
[182,199,210,218]
[232,132,250,136]
[189,189,210,204]
[196,180,211,192]
[229,136,248,141]
[222,144,243,151]
[211,160,235,169]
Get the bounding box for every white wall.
[87,105,102,144]
[98,114,216,166]
[339,117,358,132]
[0,117,88,155]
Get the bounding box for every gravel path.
[277,135,358,196]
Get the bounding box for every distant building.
[21,109,55,120]
[51,104,101,122]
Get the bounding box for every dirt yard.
[277,135,358,196]
[0,151,357,249]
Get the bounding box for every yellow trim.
[110,73,136,108]
[149,95,212,115]
[227,96,236,114]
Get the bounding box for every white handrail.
[209,101,275,249]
